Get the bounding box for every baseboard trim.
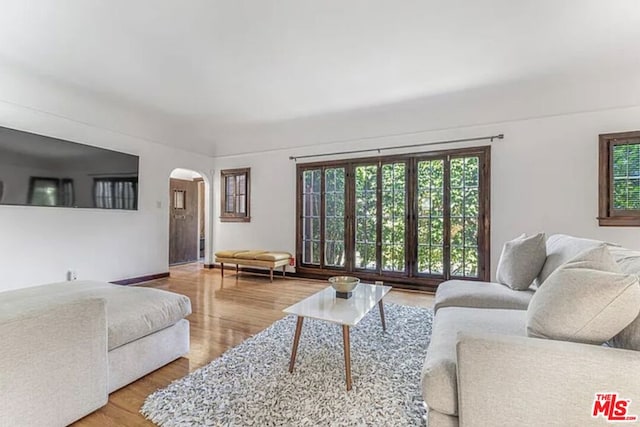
[111,272,170,286]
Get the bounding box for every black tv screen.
[0,126,139,210]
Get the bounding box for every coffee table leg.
[289,316,304,373]
[378,300,387,332]
[342,325,352,391]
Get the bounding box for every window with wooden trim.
[296,146,490,291]
[220,168,250,222]
[599,131,640,226]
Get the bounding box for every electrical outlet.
[67,270,78,281]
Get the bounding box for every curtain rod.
[289,133,504,161]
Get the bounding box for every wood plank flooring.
[73,264,435,426]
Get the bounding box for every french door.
[296,146,490,290]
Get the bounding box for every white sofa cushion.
[0,280,192,350]
[527,246,640,344]
[496,233,546,290]
[434,280,533,312]
[608,247,640,350]
[421,307,527,416]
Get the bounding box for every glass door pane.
[416,159,445,276]
[324,167,346,267]
[302,169,322,265]
[449,156,480,277]
[354,165,378,270]
[381,162,406,272]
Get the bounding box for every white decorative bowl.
[328,276,360,293]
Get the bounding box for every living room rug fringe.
[141,303,432,426]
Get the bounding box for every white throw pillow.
[527,246,640,345]
[496,233,546,290]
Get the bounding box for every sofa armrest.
[0,298,108,427]
[456,332,640,427]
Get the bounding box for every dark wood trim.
[375,161,383,273]
[111,272,170,286]
[442,155,451,280]
[598,131,640,227]
[481,146,491,282]
[220,167,251,222]
[294,266,454,292]
[295,145,492,169]
[295,145,491,290]
[205,262,437,292]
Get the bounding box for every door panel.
[381,162,407,272]
[354,165,378,271]
[301,169,322,265]
[324,167,346,267]
[449,156,481,278]
[416,158,445,276]
[169,178,198,265]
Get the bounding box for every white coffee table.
[283,283,392,390]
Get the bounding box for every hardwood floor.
[73,264,435,426]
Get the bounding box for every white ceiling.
[0,1,639,156]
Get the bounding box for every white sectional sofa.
[0,280,191,426]
[422,235,640,427]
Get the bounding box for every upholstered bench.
[214,250,293,282]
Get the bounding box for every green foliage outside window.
[300,153,482,279]
[613,143,640,210]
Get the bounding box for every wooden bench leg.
[236,264,239,274]
[282,265,286,278]
[220,263,224,277]
[270,268,274,282]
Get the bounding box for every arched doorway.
[169,168,210,265]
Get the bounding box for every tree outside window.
[599,131,640,226]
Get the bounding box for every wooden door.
[169,178,198,265]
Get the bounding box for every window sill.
[220,216,251,223]
[597,217,640,227]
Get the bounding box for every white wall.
[0,102,214,291]
[212,104,640,280]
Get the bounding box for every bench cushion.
[234,250,269,260]
[215,250,292,262]
[215,249,250,258]
[421,307,527,416]
[255,252,292,262]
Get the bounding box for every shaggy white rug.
[141,303,433,426]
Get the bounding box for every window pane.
[417,159,444,275]
[355,165,378,270]
[224,176,235,213]
[613,143,640,210]
[302,169,322,265]
[324,168,345,267]
[449,156,480,278]
[381,162,405,272]
[237,195,246,214]
[236,174,246,195]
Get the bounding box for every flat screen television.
[0,125,139,210]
